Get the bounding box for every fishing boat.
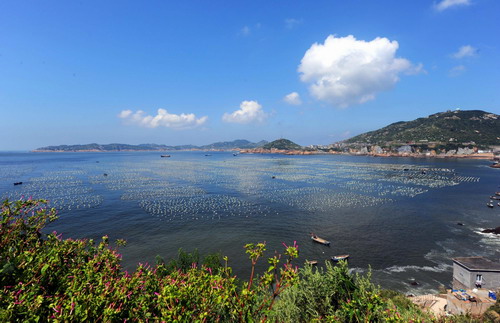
[495,192,500,196]
[306,260,318,266]
[490,196,500,200]
[310,233,330,246]
[487,202,494,208]
[490,163,500,169]
[13,182,23,186]
[331,255,350,262]
[161,155,171,158]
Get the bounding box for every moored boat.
[161,155,171,158]
[487,202,494,208]
[331,254,350,262]
[310,233,330,246]
[306,260,318,266]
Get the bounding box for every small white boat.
[331,254,350,262]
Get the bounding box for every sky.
[0,0,499,150]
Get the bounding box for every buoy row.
[1,156,481,223]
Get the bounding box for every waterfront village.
[239,143,500,160]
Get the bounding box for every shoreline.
[238,149,496,160]
[31,149,497,160]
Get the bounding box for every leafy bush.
[0,199,297,321]
[2,198,470,322]
[267,263,436,322]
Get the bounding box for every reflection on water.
[0,151,498,294]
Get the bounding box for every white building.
[453,257,500,290]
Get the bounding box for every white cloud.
[283,92,302,105]
[434,0,471,11]
[449,65,466,77]
[298,35,420,108]
[285,18,303,30]
[222,100,268,124]
[452,45,477,58]
[240,23,261,36]
[118,108,207,129]
[241,26,251,36]
[118,110,133,119]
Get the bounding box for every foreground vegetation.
[0,199,492,321]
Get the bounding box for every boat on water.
[490,196,500,200]
[13,182,23,186]
[331,255,350,262]
[487,202,495,208]
[161,155,171,158]
[495,192,500,196]
[310,233,330,246]
[306,260,318,266]
[490,163,500,169]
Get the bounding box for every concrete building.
[453,257,500,290]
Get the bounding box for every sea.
[1,151,499,294]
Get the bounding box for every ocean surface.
[1,151,499,294]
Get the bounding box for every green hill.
[344,110,500,147]
[34,140,267,152]
[262,139,302,150]
[199,139,268,150]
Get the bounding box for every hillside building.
[452,257,500,290]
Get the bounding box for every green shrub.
[268,262,435,322]
[0,199,298,321]
[0,198,477,322]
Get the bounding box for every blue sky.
[1,0,499,150]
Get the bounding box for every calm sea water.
[1,151,499,294]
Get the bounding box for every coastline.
[238,148,496,160]
[31,148,497,160]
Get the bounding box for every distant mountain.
[34,140,267,152]
[262,139,302,150]
[199,139,268,150]
[344,110,500,147]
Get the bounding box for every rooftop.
[453,257,500,272]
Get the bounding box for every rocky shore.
[239,148,496,160]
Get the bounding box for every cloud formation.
[449,65,466,77]
[283,92,302,105]
[434,0,471,11]
[285,18,303,30]
[222,100,268,124]
[118,109,207,129]
[452,45,477,58]
[239,23,261,36]
[298,35,420,108]
[241,26,251,36]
